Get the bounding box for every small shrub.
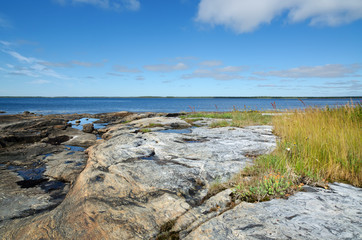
[210,120,230,128]
[140,128,151,133]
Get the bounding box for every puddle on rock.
[158,128,192,134]
[68,118,107,130]
[14,165,67,195]
[42,153,53,160]
[141,152,156,161]
[16,167,47,188]
[65,145,85,152]
[41,180,65,193]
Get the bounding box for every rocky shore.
[0,112,361,239]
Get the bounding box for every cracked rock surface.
[185,183,362,240]
[0,117,275,239]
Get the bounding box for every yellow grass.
[272,102,361,186]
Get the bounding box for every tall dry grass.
[272,102,361,186]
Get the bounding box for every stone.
[44,151,87,183]
[184,183,362,240]
[82,123,94,133]
[130,116,192,129]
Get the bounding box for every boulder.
[82,123,94,133]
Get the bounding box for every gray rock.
[44,151,87,183]
[185,183,362,240]
[0,119,276,240]
[82,123,94,133]
[56,127,97,147]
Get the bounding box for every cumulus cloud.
[113,65,141,73]
[55,0,140,11]
[196,0,362,33]
[255,64,362,78]
[144,63,189,72]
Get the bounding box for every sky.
[0,0,361,97]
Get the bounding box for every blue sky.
[0,0,361,97]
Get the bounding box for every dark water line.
[0,97,360,115]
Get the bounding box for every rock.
[0,111,6,114]
[171,189,233,238]
[49,127,97,148]
[44,151,87,183]
[0,119,276,239]
[130,116,192,129]
[82,123,94,133]
[0,157,70,223]
[184,183,362,240]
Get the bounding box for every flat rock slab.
[0,120,276,240]
[185,183,362,240]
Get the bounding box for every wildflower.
[286,148,291,152]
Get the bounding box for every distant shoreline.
[0,96,361,99]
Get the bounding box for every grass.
[140,128,152,133]
[205,102,361,203]
[180,112,233,119]
[271,102,361,186]
[231,111,272,127]
[182,111,272,128]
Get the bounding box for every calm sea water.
[0,97,360,115]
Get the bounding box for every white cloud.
[217,66,246,72]
[4,50,39,64]
[199,60,223,67]
[196,0,362,33]
[56,0,140,11]
[107,72,123,77]
[255,64,362,78]
[29,79,51,84]
[71,60,105,67]
[113,65,142,73]
[41,59,106,68]
[323,80,362,90]
[144,63,189,72]
[2,50,69,79]
[0,41,12,47]
[182,68,244,80]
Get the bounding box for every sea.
[0,97,361,115]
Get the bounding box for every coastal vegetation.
[182,110,272,127]
[205,102,362,202]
